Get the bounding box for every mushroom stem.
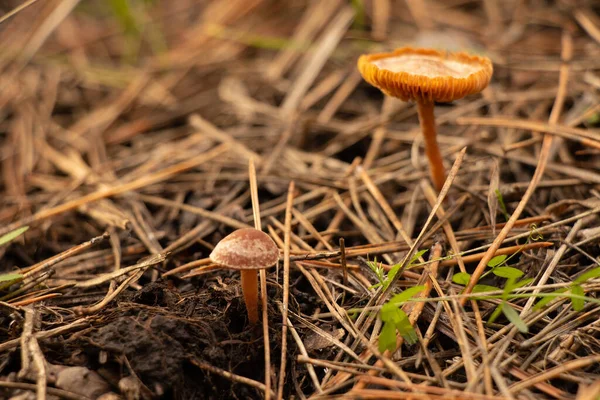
[240,270,259,324]
[417,101,446,192]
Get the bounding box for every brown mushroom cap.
[210,228,280,270]
[357,47,493,103]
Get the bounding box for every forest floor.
[0,0,599,399]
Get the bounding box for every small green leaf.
[574,267,600,284]
[0,226,29,246]
[394,309,418,345]
[502,303,528,333]
[383,263,401,290]
[533,288,567,310]
[452,272,471,286]
[409,249,428,265]
[387,285,426,306]
[492,266,524,279]
[570,284,585,312]
[378,321,397,353]
[512,278,534,289]
[384,250,429,289]
[380,303,401,322]
[473,284,501,293]
[0,273,23,283]
[487,304,503,325]
[0,272,23,291]
[487,255,507,268]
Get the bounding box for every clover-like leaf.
[452,272,471,286]
[472,284,501,293]
[487,254,507,268]
[492,266,524,279]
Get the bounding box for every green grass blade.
[570,284,585,311]
[574,266,600,284]
[0,226,29,246]
[533,288,567,310]
[487,304,503,326]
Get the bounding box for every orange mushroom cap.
[210,228,280,270]
[357,47,493,103]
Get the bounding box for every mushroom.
[210,228,279,324]
[358,47,493,192]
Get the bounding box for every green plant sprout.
[452,254,532,332]
[364,275,600,353]
[366,257,386,289]
[534,266,600,312]
[367,250,427,291]
[372,222,596,352]
[367,250,428,352]
[379,285,425,352]
[0,226,28,290]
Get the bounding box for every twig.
[0,381,89,400]
[18,307,46,400]
[277,303,322,393]
[189,358,271,397]
[276,181,295,400]
[0,0,40,26]
[508,354,600,394]
[248,158,272,399]
[73,269,144,315]
[22,233,109,281]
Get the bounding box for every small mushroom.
[210,228,279,324]
[358,47,493,192]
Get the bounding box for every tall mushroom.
[358,47,493,192]
[210,228,279,324]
